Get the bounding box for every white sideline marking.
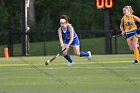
[45,67,129,69]
[16,66,128,70]
[0,78,8,80]
[0,60,132,67]
[0,77,47,80]
[129,77,140,80]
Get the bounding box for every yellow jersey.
[123,15,137,32]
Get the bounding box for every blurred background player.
[120,6,140,64]
[58,15,93,66]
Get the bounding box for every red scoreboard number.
[96,0,114,9]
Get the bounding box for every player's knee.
[75,52,80,56]
[132,44,138,50]
[128,44,134,51]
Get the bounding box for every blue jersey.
[61,25,80,46]
[61,25,77,39]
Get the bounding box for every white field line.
[7,66,128,70]
[0,77,50,81]
[0,60,132,67]
[0,77,9,80]
[129,77,140,80]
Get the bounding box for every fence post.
[104,9,112,54]
[43,32,46,56]
[8,31,13,56]
[21,0,30,56]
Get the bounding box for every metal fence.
[0,30,130,57]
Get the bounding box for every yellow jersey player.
[120,6,140,64]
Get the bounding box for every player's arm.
[67,25,74,47]
[58,28,64,47]
[133,15,140,23]
[120,18,125,35]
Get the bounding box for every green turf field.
[0,54,140,93]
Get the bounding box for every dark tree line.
[0,0,140,33]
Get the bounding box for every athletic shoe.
[87,51,93,61]
[133,60,139,64]
[67,62,74,66]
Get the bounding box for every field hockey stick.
[45,48,66,66]
[112,34,122,38]
[112,27,140,38]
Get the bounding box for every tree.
[0,0,4,7]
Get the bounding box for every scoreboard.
[95,0,115,53]
[96,0,115,9]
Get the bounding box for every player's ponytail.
[129,6,134,15]
[61,15,71,23]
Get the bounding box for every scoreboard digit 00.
[96,0,115,9]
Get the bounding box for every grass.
[0,54,140,93]
[0,37,132,56]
